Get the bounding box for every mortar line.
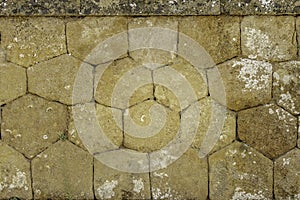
[25,68,29,94]
[295,16,299,57]
[64,22,69,54]
[121,109,125,147]
[0,106,2,140]
[148,153,153,200]
[207,156,210,200]
[30,159,35,199]
[272,161,275,200]
[239,16,242,56]
[93,157,96,200]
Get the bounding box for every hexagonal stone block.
[241,16,296,61]
[179,16,240,64]
[0,142,32,199]
[150,148,208,199]
[273,61,300,115]
[1,94,67,158]
[209,142,273,200]
[208,58,272,111]
[94,159,150,199]
[275,149,300,199]
[28,54,93,105]
[0,17,66,67]
[67,17,128,65]
[238,104,298,159]
[0,62,26,106]
[32,141,93,199]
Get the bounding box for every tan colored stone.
[67,17,128,65]
[0,62,26,106]
[32,141,93,199]
[238,104,298,159]
[124,100,180,152]
[298,117,300,148]
[0,17,66,67]
[28,54,93,105]
[1,94,67,158]
[179,16,240,64]
[209,142,273,200]
[0,142,32,199]
[275,148,300,199]
[241,16,296,61]
[208,58,272,111]
[151,148,208,200]
[94,159,150,199]
[273,61,300,115]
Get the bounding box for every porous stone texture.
[94,159,150,199]
[238,104,298,159]
[275,149,300,199]
[32,141,93,199]
[81,0,129,15]
[273,61,300,115]
[179,16,240,64]
[67,17,128,65]
[28,54,93,105]
[0,17,66,67]
[151,148,208,199]
[209,142,273,200]
[241,16,297,61]
[1,94,67,158]
[0,62,26,106]
[0,142,32,199]
[208,58,272,111]
[298,117,300,148]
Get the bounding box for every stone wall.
[0,1,299,199]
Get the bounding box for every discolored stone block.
[0,17,66,67]
[1,94,67,158]
[275,149,300,199]
[241,16,296,61]
[28,54,93,105]
[0,142,32,199]
[273,61,300,115]
[94,159,150,199]
[209,142,273,200]
[150,148,208,200]
[238,104,298,159]
[179,16,240,64]
[208,58,272,111]
[32,141,93,199]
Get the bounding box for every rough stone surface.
[275,148,300,199]
[209,142,273,200]
[1,94,67,158]
[0,62,26,106]
[28,54,93,105]
[179,16,240,64]
[238,104,298,159]
[0,17,66,67]
[94,159,150,199]
[32,141,93,199]
[273,61,300,115]
[298,117,300,148]
[209,58,272,111]
[241,16,297,61]
[0,142,32,199]
[150,148,208,199]
[81,0,129,15]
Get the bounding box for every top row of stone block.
[0,0,300,16]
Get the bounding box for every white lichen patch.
[283,158,291,166]
[231,187,267,200]
[232,58,272,92]
[153,172,169,178]
[0,169,29,192]
[97,180,118,199]
[152,187,182,200]
[278,92,298,114]
[259,0,275,12]
[132,178,144,193]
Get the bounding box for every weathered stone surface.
[94,159,150,199]
[32,141,93,199]
[0,142,32,199]
[238,104,298,159]
[273,61,300,115]
[0,62,26,106]
[1,94,67,158]
[67,17,127,65]
[28,54,93,105]
[124,100,180,152]
[221,0,300,15]
[209,142,273,200]
[0,17,66,67]
[298,117,300,148]
[151,148,208,199]
[81,0,129,15]
[241,16,296,61]
[275,148,300,199]
[179,16,240,64]
[208,58,272,111]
